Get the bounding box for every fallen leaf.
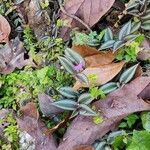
[58,77,150,150]
[0,37,35,74]
[133,65,143,79]
[72,45,115,67]
[60,0,115,40]
[85,51,115,67]
[38,93,63,117]
[74,61,125,90]
[0,15,11,43]
[72,45,100,57]
[138,83,150,100]
[17,102,57,150]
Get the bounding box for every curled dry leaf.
[0,15,11,43]
[58,77,150,150]
[60,0,115,40]
[72,45,115,67]
[17,102,57,150]
[74,61,125,90]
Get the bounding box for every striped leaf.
[52,99,77,111]
[59,56,75,74]
[119,64,139,84]
[100,82,118,94]
[59,87,78,99]
[78,93,94,105]
[80,104,97,116]
[100,40,115,50]
[104,28,113,42]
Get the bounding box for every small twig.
[58,0,92,32]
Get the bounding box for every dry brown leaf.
[58,77,150,150]
[134,65,143,79]
[72,45,100,57]
[74,61,125,90]
[85,51,115,67]
[60,0,115,40]
[72,45,115,67]
[0,15,11,43]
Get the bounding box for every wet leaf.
[0,15,11,43]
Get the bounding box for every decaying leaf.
[0,38,34,74]
[58,77,150,150]
[74,61,125,90]
[17,102,57,150]
[72,45,100,57]
[38,93,63,117]
[0,15,11,43]
[72,45,115,67]
[60,0,115,40]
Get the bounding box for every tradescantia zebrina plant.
[99,21,141,51]
[52,64,139,117]
[52,86,97,117]
[100,64,139,94]
[58,48,89,85]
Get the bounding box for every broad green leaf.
[78,93,94,105]
[100,40,115,50]
[59,87,78,99]
[104,28,113,42]
[127,131,150,150]
[80,104,97,116]
[126,1,139,10]
[65,48,85,65]
[100,82,118,94]
[119,21,132,40]
[119,64,138,84]
[58,56,75,74]
[141,112,150,131]
[52,100,77,111]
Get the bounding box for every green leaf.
[100,40,115,50]
[78,93,94,105]
[80,104,97,116]
[52,100,77,111]
[65,48,85,65]
[59,87,78,99]
[104,28,113,42]
[94,141,106,150]
[141,112,150,131]
[90,87,105,99]
[127,131,150,150]
[93,115,103,124]
[100,82,118,94]
[119,64,138,84]
[58,56,75,74]
[141,12,150,20]
[119,21,132,40]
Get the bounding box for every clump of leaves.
[0,113,19,150]
[52,86,97,117]
[0,66,72,109]
[126,0,150,31]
